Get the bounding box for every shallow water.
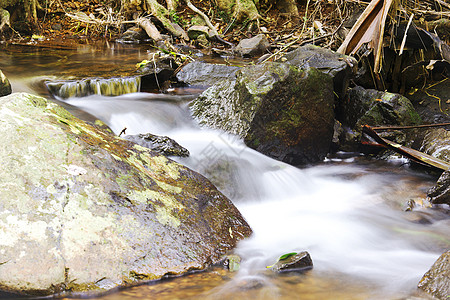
[1,44,449,299]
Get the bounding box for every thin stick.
[399,13,414,55]
[372,122,450,131]
[184,0,219,36]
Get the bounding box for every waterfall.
[46,76,141,99]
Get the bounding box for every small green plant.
[169,10,186,25]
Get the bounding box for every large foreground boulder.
[418,250,450,299]
[0,93,251,296]
[190,62,335,165]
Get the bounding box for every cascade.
[46,76,141,99]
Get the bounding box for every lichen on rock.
[0,93,251,297]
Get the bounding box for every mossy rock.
[190,62,335,165]
[0,93,251,297]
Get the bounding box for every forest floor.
[6,0,358,52]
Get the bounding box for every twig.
[184,0,219,36]
[399,13,414,55]
[372,123,450,131]
[260,19,345,64]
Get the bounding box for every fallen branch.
[372,123,450,131]
[362,125,450,171]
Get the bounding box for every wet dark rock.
[0,92,251,296]
[277,44,357,99]
[336,86,422,151]
[190,62,335,165]
[176,61,240,87]
[0,70,11,96]
[124,133,190,157]
[137,56,178,92]
[418,250,450,299]
[420,128,450,163]
[427,170,450,205]
[270,251,313,273]
[234,34,270,57]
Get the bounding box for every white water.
[66,93,449,299]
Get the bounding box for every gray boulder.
[124,133,190,157]
[234,34,270,57]
[0,93,251,296]
[190,62,335,165]
[418,250,450,299]
[176,61,240,87]
[277,44,357,99]
[0,70,11,96]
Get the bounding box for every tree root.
[135,17,163,41]
[184,0,218,36]
[145,0,188,40]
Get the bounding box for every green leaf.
[136,60,149,69]
[278,252,297,261]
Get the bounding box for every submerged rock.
[176,61,240,87]
[124,133,190,157]
[190,62,335,165]
[234,34,270,57]
[0,93,251,296]
[0,70,11,97]
[418,250,450,299]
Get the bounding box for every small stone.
[234,34,270,57]
[187,25,209,40]
[124,133,190,157]
[270,251,313,273]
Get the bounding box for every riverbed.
[0,42,448,299]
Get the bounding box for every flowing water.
[1,43,449,300]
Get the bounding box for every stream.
[1,43,449,299]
